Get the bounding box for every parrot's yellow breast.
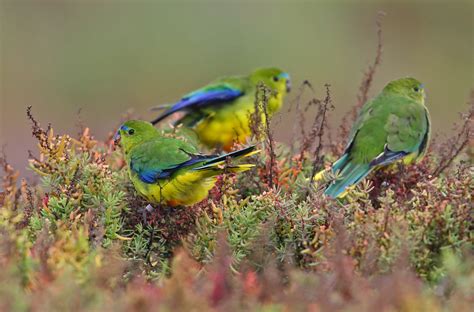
[130,170,217,206]
[194,94,284,151]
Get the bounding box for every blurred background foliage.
[0,0,473,175]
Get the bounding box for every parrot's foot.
[140,204,155,224]
[397,162,406,175]
[142,204,156,265]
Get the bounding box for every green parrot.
[114,120,257,206]
[323,77,431,198]
[150,67,291,151]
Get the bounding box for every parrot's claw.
[141,204,155,224]
[145,204,154,213]
[142,204,156,264]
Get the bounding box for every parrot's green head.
[383,77,425,103]
[114,120,158,154]
[250,67,291,95]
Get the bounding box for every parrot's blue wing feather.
[130,159,168,183]
[178,87,243,110]
[131,155,213,184]
[151,85,243,124]
[130,153,216,184]
[370,147,408,167]
[131,146,256,184]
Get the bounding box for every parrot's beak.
[286,79,292,93]
[113,131,121,146]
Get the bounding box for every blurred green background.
[1,0,472,175]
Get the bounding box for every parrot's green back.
[349,93,429,162]
[325,77,430,198]
[125,137,198,178]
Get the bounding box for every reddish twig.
[308,84,334,187]
[287,80,316,159]
[339,11,385,141]
[251,82,279,189]
[432,91,474,176]
[355,11,385,115]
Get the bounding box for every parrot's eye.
[128,129,135,135]
[273,76,279,82]
[413,87,420,92]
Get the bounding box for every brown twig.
[249,85,264,139]
[308,84,334,187]
[75,108,86,139]
[262,85,278,189]
[250,82,278,189]
[339,11,385,141]
[298,97,321,162]
[287,80,316,159]
[432,91,474,177]
[27,106,53,152]
[355,11,385,114]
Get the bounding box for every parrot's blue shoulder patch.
[131,154,211,184]
[130,159,167,184]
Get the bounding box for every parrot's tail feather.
[228,164,255,173]
[217,145,258,160]
[151,104,181,125]
[193,145,258,171]
[324,162,371,198]
[332,153,349,172]
[195,164,255,173]
[151,113,171,125]
[150,103,173,111]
